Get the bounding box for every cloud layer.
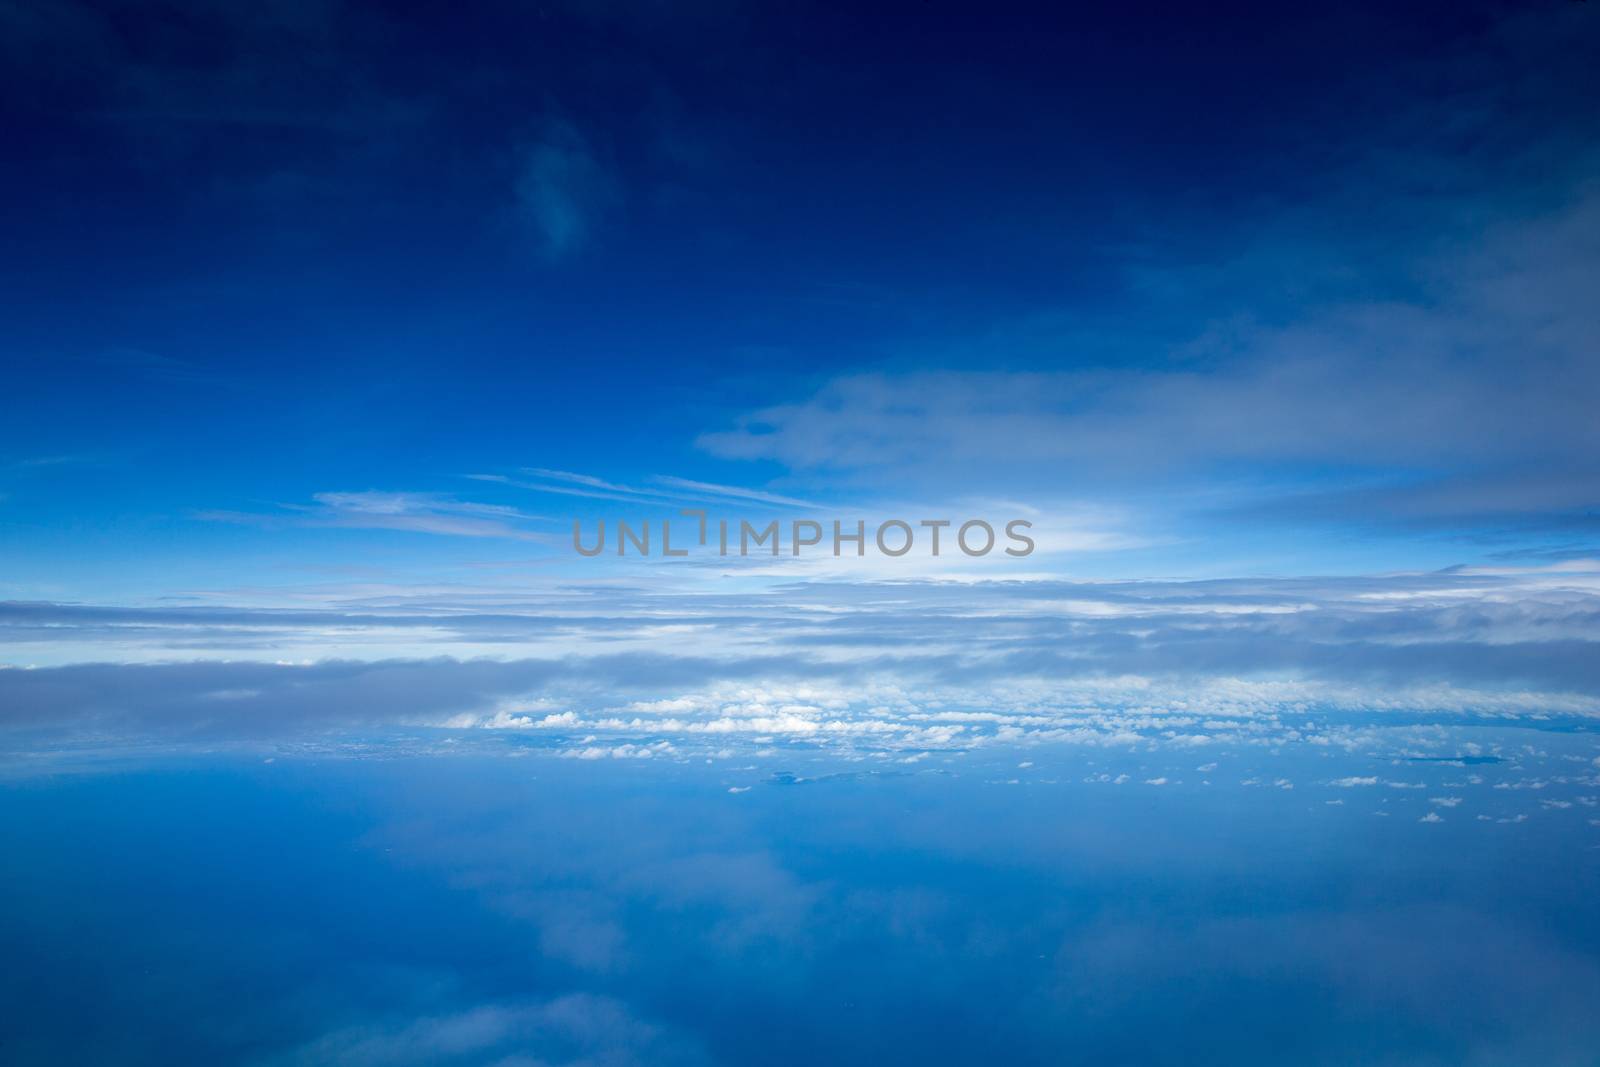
[5,560,1599,753]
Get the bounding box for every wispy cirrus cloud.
[197,490,551,541]
[648,475,818,510]
[469,468,821,509]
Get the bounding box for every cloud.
[694,43,1600,532]
[647,476,819,510]
[5,560,1600,735]
[3,648,1597,759]
[698,237,1600,520]
[470,468,819,510]
[515,119,618,260]
[198,491,551,541]
[262,993,708,1067]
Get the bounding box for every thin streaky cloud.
[304,491,539,520]
[650,476,820,510]
[472,469,821,510]
[469,474,679,506]
[196,491,552,541]
[521,468,658,494]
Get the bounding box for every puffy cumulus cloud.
[562,742,676,761]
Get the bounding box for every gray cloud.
[5,561,1599,745]
[695,16,1600,531]
[698,191,1600,515]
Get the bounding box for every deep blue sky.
[4,0,1598,600]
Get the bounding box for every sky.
[5,749,1600,1065]
[2,2,1600,1064]
[4,0,1598,591]
[3,0,1598,717]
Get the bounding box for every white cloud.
[198,490,549,541]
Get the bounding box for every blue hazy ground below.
[3,736,1600,1066]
